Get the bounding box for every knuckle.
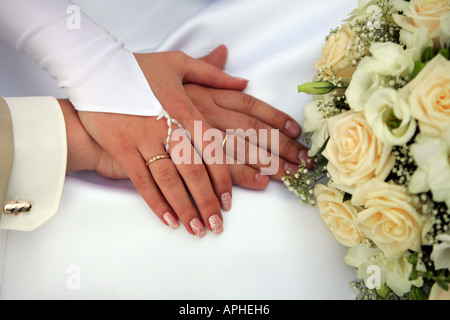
[184,163,206,180]
[157,167,180,188]
[234,137,247,162]
[171,50,188,64]
[172,96,193,118]
[280,136,296,155]
[212,174,232,194]
[132,172,152,193]
[230,165,247,185]
[247,116,263,132]
[242,93,258,112]
[217,175,232,189]
[197,197,220,213]
[174,205,195,220]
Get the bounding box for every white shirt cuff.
[0,97,67,231]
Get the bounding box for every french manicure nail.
[190,218,206,238]
[209,214,224,235]
[285,120,301,137]
[220,192,232,211]
[163,212,179,230]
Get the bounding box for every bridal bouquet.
[283,0,450,300]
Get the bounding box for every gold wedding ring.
[222,134,228,149]
[145,154,171,167]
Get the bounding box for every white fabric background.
[0,0,358,299]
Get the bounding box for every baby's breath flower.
[346,0,401,66]
[283,154,329,205]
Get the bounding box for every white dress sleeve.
[0,0,163,116]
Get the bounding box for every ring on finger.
[145,154,171,167]
[222,133,228,149]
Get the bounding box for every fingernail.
[190,218,206,238]
[163,212,179,230]
[220,192,232,211]
[255,172,270,185]
[235,77,249,82]
[284,162,299,173]
[209,214,224,235]
[298,149,314,169]
[285,120,301,137]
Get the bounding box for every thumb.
[184,47,248,90]
[198,44,228,69]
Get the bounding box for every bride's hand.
[132,48,249,211]
[75,109,230,237]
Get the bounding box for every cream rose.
[314,25,357,78]
[352,180,424,259]
[429,283,450,300]
[399,54,450,137]
[322,111,395,194]
[393,0,450,49]
[314,182,363,247]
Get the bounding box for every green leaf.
[375,284,391,300]
[409,270,419,281]
[436,279,449,291]
[298,81,335,95]
[317,136,330,154]
[409,286,428,300]
[411,61,426,79]
[421,47,435,62]
[407,252,418,265]
[439,48,450,60]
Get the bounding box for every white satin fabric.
[0,0,357,299]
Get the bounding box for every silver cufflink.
[3,201,32,215]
